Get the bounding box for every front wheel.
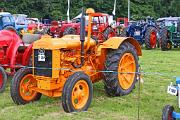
[0,66,7,93]
[162,105,175,120]
[10,68,41,105]
[62,72,93,113]
[104,42,139,96]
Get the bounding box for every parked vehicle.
[0,12,28,34]
[121,17,158,49]
[87,12,117,42]
[157,17,180,50]
[0,30,40,93]
[10,8,142,113]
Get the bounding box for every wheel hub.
[150,31,157,48]
[72,80,89,109]
[20,74,37,101]
[118,53,136,90]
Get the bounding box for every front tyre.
[10,68,41,105]
[104,42,139,96]
[162,105,175,120]
[62,72,93,113]
[0,66,7,93]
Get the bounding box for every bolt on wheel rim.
[20,74,37,101]
[150,31,157,48]
[71,80,89,109]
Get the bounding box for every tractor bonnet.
[33,35,96,50]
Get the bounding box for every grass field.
[0,48,180,120]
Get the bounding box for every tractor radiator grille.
[34,49,52,77]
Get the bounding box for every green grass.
[0,48,180,120]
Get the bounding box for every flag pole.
[128,0,130,22]
[67,0,70,22]
[112,0,117,16]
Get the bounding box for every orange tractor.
[10,8,142,113]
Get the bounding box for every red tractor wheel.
[0,66,7,93]
[10,68,41,105]
[62,72,93,113]
[162,105,175,120]
[145,26,157,49]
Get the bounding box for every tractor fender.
[22,44,33,66]
[7,34,22,67]
[97,37,142,56]
[3,25,15,29]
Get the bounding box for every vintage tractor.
[121,17,158,49]
[116,17,129,28]
[48,20,80,38]
[160,19,180,51]
[116,17,129,36]
[10,8,142,113]
[0,30,40,93]
[0,12,17,32]
[0,12,28,34]
[87,12,117,42]
[162,77,180,120]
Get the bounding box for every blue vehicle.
[162,77,180,120]
[0,12,16,31]
[121,17,158,49]
[13,14,28,32]
[0,12,27,34]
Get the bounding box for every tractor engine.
[32,35,97,94]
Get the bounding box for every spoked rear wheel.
[62,72,93,113]
[0,66,7,93]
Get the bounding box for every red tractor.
[87,12,117,42]
[116,17,129,36]
[0,30,40,92]
[116,17,129,27]
[48,20,80,38]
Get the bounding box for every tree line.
[0,0,179,20]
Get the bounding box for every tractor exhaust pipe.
[72,7,85,68]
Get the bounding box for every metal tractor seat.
[22,33,41,44]
[19,33,41,51]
